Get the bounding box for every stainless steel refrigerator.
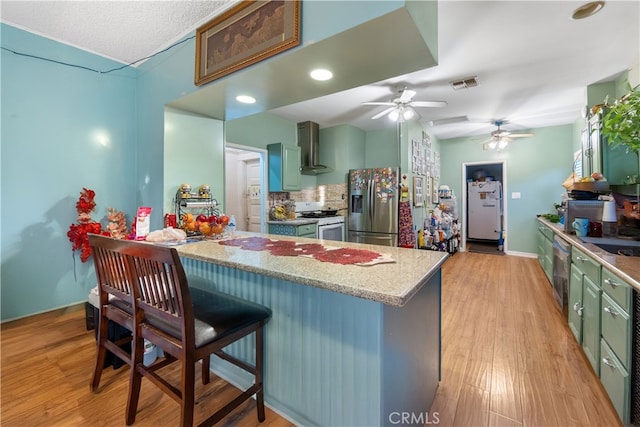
[348,167,399,247]
[467,180,502,240]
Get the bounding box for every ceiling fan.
[482,120,533,150]
[362,87,447,122]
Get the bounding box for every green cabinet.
[599,267,633,425]
[536,223,554,284]
[267,143,301,192]
[569,247,602,375]
[268,222,317,239]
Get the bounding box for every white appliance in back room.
[467,181,503,240]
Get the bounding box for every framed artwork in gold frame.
[195,0,301,86]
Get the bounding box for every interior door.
[245,158,262,232]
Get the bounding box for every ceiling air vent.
[450,76,479,90]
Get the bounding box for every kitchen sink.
[580,236,640,257]
[592,243,640,257]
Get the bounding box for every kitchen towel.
[398,201,416,248]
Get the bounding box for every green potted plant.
[601,84,640,182]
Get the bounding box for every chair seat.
[144,287,271,349]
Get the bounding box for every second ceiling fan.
[482,120,533,150]
[362,87,447,122]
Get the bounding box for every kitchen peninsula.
[176,233,448,426]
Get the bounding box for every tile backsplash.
[289,183,348,213]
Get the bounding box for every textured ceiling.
[0,0,238,65]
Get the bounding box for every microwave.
[564,200,604,233]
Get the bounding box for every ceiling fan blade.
[362,101,395,106]
[371,106,396,120]
[509,133,534,138]
[398,89,416,103]
[410,101,447,108]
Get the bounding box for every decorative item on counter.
[67,187,109,263]
[198,184,211,198]
[164,213,177,228]
[146,227,187,242]
[180,183,192,198]
[135,207,152,240]
[438,185,453,199]
[106,207,129,240]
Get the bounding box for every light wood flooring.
[0,305,293,427]
[431,251,621,426]
[1,252,622,426]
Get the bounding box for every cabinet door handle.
[604,278,619,289]
[573,302,583,317]
[576,256,587,262]
[602,357,617,370]
[604,306,618,318]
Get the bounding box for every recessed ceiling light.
[310,69,333,81]
[571,1,605,20]
[236,95,256,104]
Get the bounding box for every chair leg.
[90,315,110,392]
[125,334,145,426]
[201,356,210,385]
[181,355,196,427]
[255,326,265,422]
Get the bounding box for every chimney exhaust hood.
[297,121,332,175]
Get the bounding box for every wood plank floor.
[431,251,621,426]
[0,305,293,427]
[1,251,622,426]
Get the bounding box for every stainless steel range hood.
[297,121,332,175]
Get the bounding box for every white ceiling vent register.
[450,76,479,90]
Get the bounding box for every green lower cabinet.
[269,222,317,239]
[600,339,630,425]
[568,264,584,342]
[581,276,601,376]
[536,224,554,284]
[601,293,631,369]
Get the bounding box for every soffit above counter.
[167,4,438,121]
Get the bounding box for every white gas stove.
[295,202,345,240]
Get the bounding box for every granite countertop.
[176,232,448,307]
[537,217,640,289]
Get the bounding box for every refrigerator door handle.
[368,178,374,223]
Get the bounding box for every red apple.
[196,214,207,223]
[208,215,218,224]
[219,215,230,225]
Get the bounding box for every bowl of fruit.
[195,214,230,239]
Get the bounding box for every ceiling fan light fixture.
[498,139,509,150]
[402,107,415,121]
[488,140,498,150]
[388,109,400,122]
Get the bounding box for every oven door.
[318,222,344,242]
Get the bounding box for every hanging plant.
[601,84,640,153]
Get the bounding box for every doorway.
[461,161,507,254]
[224,144,268,233]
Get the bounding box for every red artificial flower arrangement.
[67,188,109,262]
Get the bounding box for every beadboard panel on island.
[180,242,442,426]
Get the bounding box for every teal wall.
[1,3,404,320]
[440,125,574,254]
[365,127,399,167]
[1,24,137,320]
[163,108,225,214]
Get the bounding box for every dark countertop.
[538,217,640,290]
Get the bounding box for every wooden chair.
[88,234,136,392]
[120,239,271,427]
